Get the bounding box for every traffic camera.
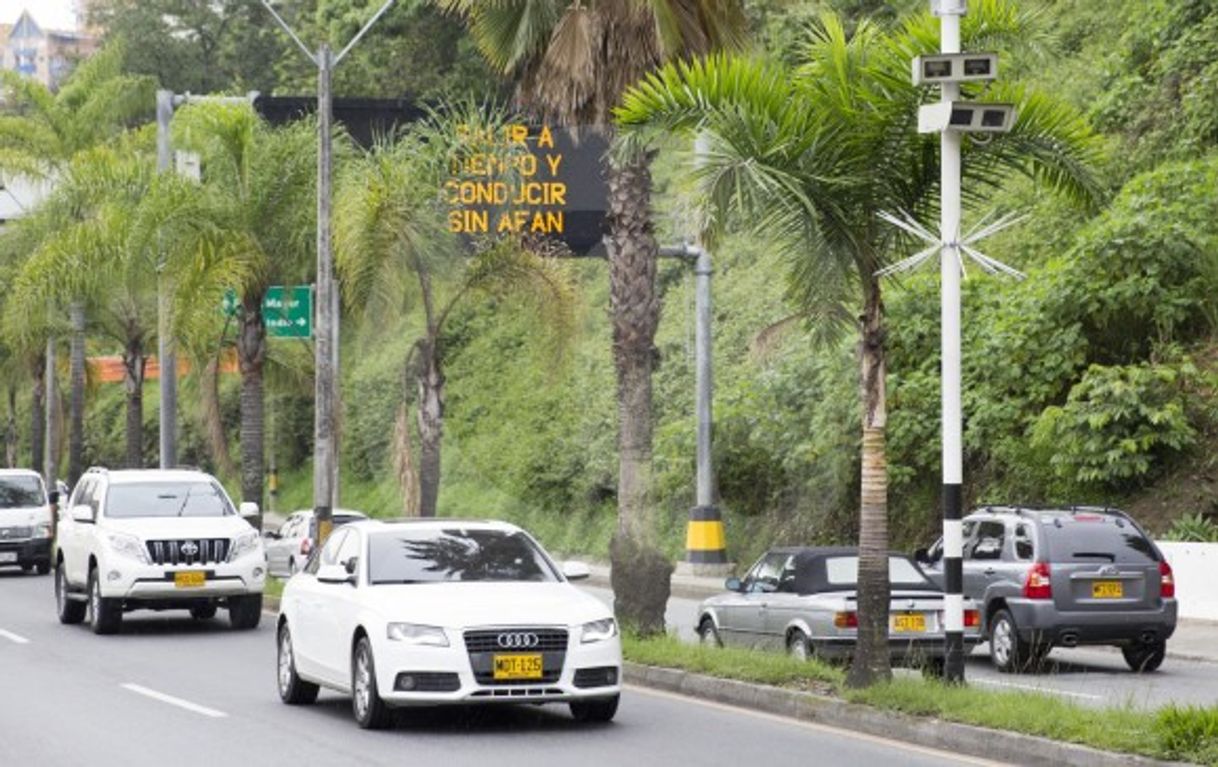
[912,53,998,86]
[917,102,1016,134]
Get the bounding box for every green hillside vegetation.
[5,0,1218,568]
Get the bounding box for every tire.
[228,594,263,630]
[288,557,298,576]
[55,561,85,625]
[921,656,947,679]
[277,623,319,705]
[190,602,218,621]
[352,636,392,729]
[989,608,1040,673]
[570,694,619,723]
[1122,640,1166,673]
[21,563,32,572]
[697,618,722,648]
[786,629,812,662]
[36,561,50,576]
[87,567,122,635]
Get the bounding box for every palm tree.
[0,42,154,484]
[440,0,747,634]
[172,104,317,519]
[616,7,1101,683]
[335,108,576,518]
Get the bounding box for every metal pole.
[313,43,336,547]
[155,89,176,470]
[44,337,57,488]
[694,249,714,507]
[938,0,966,684]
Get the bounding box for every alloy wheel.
[353,645,371,720]
[278,630,294,695]
[992,618,1013,667]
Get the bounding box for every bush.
[1031,362,1196,491]
[1164,512,1218,543]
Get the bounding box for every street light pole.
[156,90,177,470]
[260,0,397,546]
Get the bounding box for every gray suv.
[917,506,1177,673]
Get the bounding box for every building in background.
[0,10,97,91]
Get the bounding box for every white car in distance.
[277,519,621,729]
[54,468,267,634]
[265,508,367,578]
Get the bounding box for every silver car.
[264,509,366,578]
[697,547,981,669]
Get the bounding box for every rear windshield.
[1042,518,1158,564]
[823,556,935,590]
[367,528,558,585]
[105,482,234,519]
[0,476,46,509]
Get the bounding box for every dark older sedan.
[696,547,981,669]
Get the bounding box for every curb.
[623,663,1188,767]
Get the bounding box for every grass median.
[623,634,1218,765]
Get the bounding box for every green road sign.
[221,286,312,338]
[264,285,312,338]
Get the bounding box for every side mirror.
[562,561,591,581]
[344,557,359,576]
[239,502,259,521]
[263,529,281,540]
[724,577,742,593]
[915,547,930,565]
[317,564,353,585]
[70,504,94,524]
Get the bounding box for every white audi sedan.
[276,519,621,729]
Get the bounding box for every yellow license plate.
[174,571,206,589]
[493,654,543,680]
[892,613,927,633]
[1092,581,1123,598]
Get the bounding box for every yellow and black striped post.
[686,505,728,565]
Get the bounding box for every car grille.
[0,526,33,541]
[464,628,568,686]
[145,539,230,566]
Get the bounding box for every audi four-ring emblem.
[496,632,540,649]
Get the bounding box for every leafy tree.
[616,5,1099,684]
[0,42,154,485]
[173,104,317,517]
[440,0,748,635]
[335,107,576,518]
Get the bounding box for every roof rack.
[1066,505,1130,518]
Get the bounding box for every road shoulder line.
[623,662,1184,767]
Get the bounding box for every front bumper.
[371,630,622,707]
[97,555,266,601]
[1005,598,1177,646]
[0,538,52,566]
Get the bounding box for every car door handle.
[983,568,996,575]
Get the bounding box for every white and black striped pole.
[936,0,967,685]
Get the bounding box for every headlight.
[106,532,149,564]
[227,530,260,562]
[386,623,449,647]
[33,522,53,539]
[581,618,618,644]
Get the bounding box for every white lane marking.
[626,684,1006,766]
[0,628,30,644]
[120,683,228,718]
[969,677,1103,701]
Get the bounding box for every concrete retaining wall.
[1157,541,1218,621]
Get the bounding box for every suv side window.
[1013,523,1034,561]
[969,521,1005,560]
[306,529,348,575]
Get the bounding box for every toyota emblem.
[180,541,200,558]
[496,632,540,650]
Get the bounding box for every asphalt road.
[584,586,1218,710]
[0,570,998,767]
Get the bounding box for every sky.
[0,2,77,31]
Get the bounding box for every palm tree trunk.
[847,278,892,688]
[122,336,146,469]
[200,355,236,475]
[416,341,444,519]
[68,302,86,486]
[237,301,266,512]
[605,150,671,636]
[30,354,45,475]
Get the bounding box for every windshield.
[0,476,46,509]
[104,482,234,519]
[824,556,936,590]
[368,528,559,585]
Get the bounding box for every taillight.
[1022,562,1052,599]
[300,538,313,556]
[1159,560,1175,598]
[834,611,858,629]
[964,609,980,628]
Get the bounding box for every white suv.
[54,467,267,634]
